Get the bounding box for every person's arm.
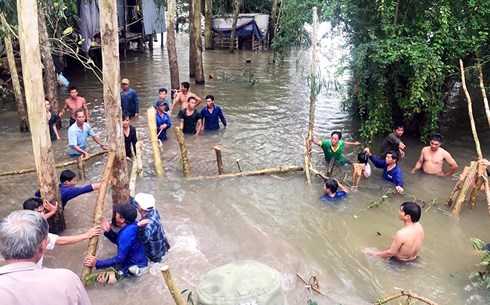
[337,180,349,193]
[56,226,101,245]
[133,90,139,117]
[43,200,58,220]
[169,93,180,114]
[368,154,385,169]
[131,126,137,155]
[344,140,361,146]
[192,93,202,107]
[218,108,227,127]
[95,228,134,269]
[92,135,108,151]
[411,150,425,173]
[71,144,89,157]
[179,118,184,130]
[165,115,172,129]
[368,231,403,258]
[479,159,490,166]
[58,100,68,117]
[137,220,152,245]
[63,184,95,203]
[443,151,458,177]
[52,121,61,140]
[310,136,322,147]
[195,113,202,136]
[82,98,90,123]
[393,167,404,193]
[91,182,101,190]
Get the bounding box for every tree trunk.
[204,0,213,49]
[37,7,59,112]
[16,0,64,233]
[269,0,278,45]
[0,13,29,132]
[167,0,180,90]
[229,0,241,53]
[99,0,130,205]
[193,0,204,84]
[188,0,196,78]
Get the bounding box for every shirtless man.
[364,201,424,262]
[411,134,458,177]
[59,86,90,126]
[169,81,202,114]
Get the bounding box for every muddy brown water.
[0,31,490,304]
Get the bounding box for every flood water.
[1,30,490,305]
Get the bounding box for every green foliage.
[328,0,490,140]
[471,237,490,289]
[216,71,261,85]
[181,289,195,305]
[307,300,318,305]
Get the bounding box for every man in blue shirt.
[121,78,139,118]
[200,95,227,131]
[84,204,148,277]
[68,109,107,157]
[133,193,171,262]
[365,148,404,194]
[320,178,349,201]
[35,169,100,208]
[156,100,172,141]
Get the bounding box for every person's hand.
[56,136,61,140]
[395,186,404,194]
[86,226,101,238]
[436,171,446,177]
[100,216,111,232]
[43,200,58,212]
[353,141,361,145]
[100,145,109,151]
[363,249,377,256]
[410,168,416,174]
[363,147,371,156]
[84,255,97,267]
[58,112,64,117]
[137,219,151,227]
[399,150,405,158]
[399,142,406,149]
[478,159,490,166]
[125,156,132,162]
[160,124,167,130]
[135,113,139,118]
[83,152,91,159]
[200,126,204,132]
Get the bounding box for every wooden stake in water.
[304,6,318,185]
[160,266,186,305]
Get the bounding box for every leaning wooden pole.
[477,63,490,127]
[81,151,115,284]
[460,60,483,159]
[183,165,303,181]
[147,107,164,176]
[129,150,138,197]
[304,7,318,185]
[173,127,191,177]
[376,290,439,305]
[160,266,186,305]
[214,145,224,174]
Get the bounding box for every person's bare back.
[392,222,425,261]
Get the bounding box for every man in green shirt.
[311,131,361,165]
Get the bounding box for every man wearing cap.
[121,78,139,118]
[134,193,171,262]
[84,204,147,276]
[156,100,172,141]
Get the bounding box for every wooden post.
[452,161,478,216]
[469,163,487,209]
[147,107,164,176]
[77,156,86,181]
[477,63,490,127]
[0,13,29,132]
[136,140,143,177]
[304,7,318,185]
[192,0,205,84]
[17,0,65,233]
[160,266,186,305]
[460,59,483,159]
[167,0,180,90]
[129,153,138,197]
[81,151,115,283]
[352,163,363,187]
[204,0,213,49]
[214,145,224,174]
[173,127,191,177]
[99,0,130,206]
[447,165,470,206]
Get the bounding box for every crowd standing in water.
[2,78,488,302]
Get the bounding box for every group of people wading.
[310,124,489,263]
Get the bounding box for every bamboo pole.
[136,140,143,177]
[483,175,490,214]
[452,161,478,216]
[460,59,483,159]
[469,163,486,209]
[447,165,470,206]
[296,273,327,296]
[0,151,108,177]
[129,155,138,197]
[147,107,164,176]
[81,151,115,284]
[183,165,303,181]
[172,127,191,177]
[477,63,490,127]
[375,290,439,305]
[214,145,224,174]
[77,156,86,180]
[160,266,186,305]
[304,7,318,185]
[352,163,363,187]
